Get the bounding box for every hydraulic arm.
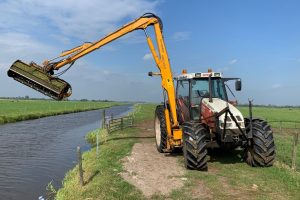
[7,13,179,128]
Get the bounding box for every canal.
[0,105,133,200]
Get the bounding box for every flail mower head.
[7,60,72,100]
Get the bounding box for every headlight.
[219,121,232,128]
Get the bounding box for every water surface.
[0,105,132,200]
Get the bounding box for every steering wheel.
[197,90,209,97]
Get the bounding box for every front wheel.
[245,119,275,167]
[183,122,208,170]
[154,105,168,153]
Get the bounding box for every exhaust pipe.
[7,60,72,100]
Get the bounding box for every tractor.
[154,69,275,170]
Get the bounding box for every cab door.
[176,80,190,123]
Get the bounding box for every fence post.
[111,113,114,122]
[131,115,134,126]
[292,131,299,171]
[106,122,110,134]
[97,110,106,158]
[280,121,282,134]
[121,118,124,130]
[96,129,99,158]
[77,146,84,186]
[102,110,106,128]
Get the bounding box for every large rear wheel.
[154,105,167,153]
[183,122,208,170]
[245,119,275,167]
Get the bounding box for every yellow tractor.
[8,13,275,170]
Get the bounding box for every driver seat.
[176,97,190,123]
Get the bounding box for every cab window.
[177,80,189,105]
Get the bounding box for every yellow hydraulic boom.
[7,13,182,149]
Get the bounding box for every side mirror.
[229,100,238,106]
[148,71,161,76]
[235,79,242,91]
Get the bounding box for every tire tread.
[183,122,208,170]
[245,119,276,167]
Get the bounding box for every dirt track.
[120,121,185,197]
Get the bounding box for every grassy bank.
[55,105,300,199]
[0,99,123,124]
[55,104,155,199]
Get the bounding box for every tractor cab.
[175,69,241,124]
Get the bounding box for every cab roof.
[174,72,223,81]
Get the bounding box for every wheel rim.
[155,115,161,147]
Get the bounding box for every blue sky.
[0,0,299,105]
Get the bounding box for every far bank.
[0,99,124,124]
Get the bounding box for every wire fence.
[106,116,134,133]
[268,120,300,132]
[267,120,300,171]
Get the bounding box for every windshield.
[191,78,227,105]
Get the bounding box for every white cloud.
[271,83,282,89]
[143,53,153,60]
[0,32,57,70]
[172,31,191,41]
[217,66,230,72]
[217,59,237,72]
[103,70,111,76]
[229,59,238,65]
[49,34,71,45]
[0,0,159,40]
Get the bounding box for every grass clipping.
[85,128,109,146]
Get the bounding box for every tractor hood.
[202,98,245,129]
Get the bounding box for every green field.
[55,104,300,200]
[239,106,300,129]
[0,99,122,124]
